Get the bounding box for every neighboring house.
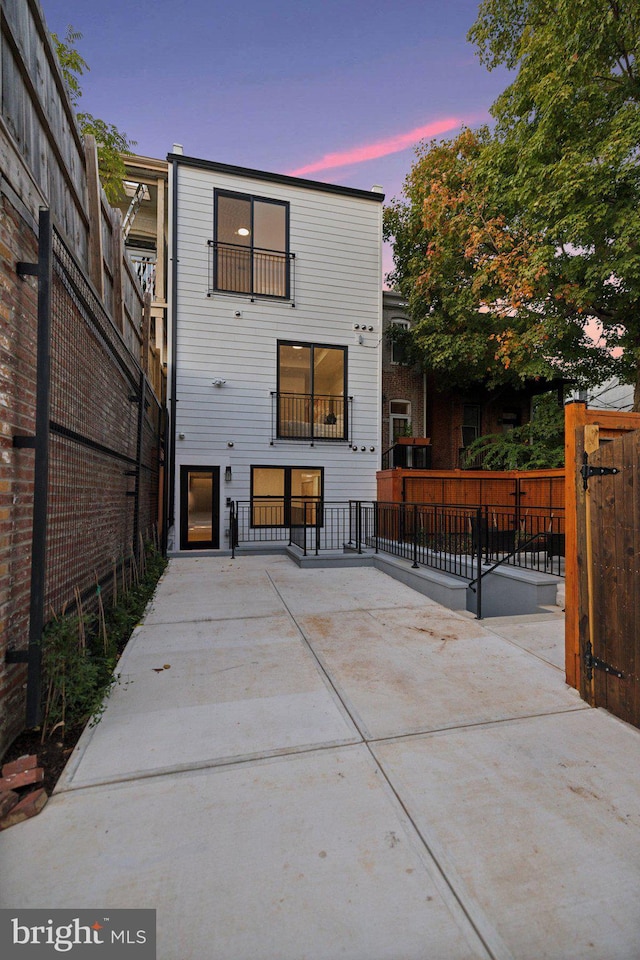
[381,291,429,466]
[381,292,558,470]
[571,379,634,412]
[114,154,169,400]
[167,150,384,552]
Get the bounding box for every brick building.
[382,291,550,471]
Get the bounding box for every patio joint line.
[265,571,368,741]
[265,576,504,959]
[369,745,507,960]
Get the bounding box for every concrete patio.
[1,555,639,960]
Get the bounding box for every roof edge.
[167,153,385,202]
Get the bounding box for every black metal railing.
[208,241,294,300]
[273,392,348,441]
[381,442,432,470]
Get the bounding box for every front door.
[180,466,220,549]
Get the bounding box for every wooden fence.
[564,401,640,697]
[377,467,565,517]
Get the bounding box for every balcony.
[208,241,295,301]
[381,437,432,470]
[272,392,352,442]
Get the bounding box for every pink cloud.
[287,117,467,177]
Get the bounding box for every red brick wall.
[0,194,38,751]
[0,195,163,757]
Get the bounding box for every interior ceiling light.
[237,227,250,236]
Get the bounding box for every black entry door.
[180,466,220,549]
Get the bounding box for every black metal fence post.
[476,506,483,619]
[132,369,146,559]
[303,501,308,557]
[10,209,52,727]
[356,501,362,554]
[230,501,236,558]
[412,504,419,568]
[374,501,379,554]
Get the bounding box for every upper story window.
[390,318,410,364]
[277,341,347,440]
[212,191,290,298]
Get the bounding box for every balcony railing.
[272,392,351,441]
[128,254,156,300]
[208,241,295,301]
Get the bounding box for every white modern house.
[166,149,384,552]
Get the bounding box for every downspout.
[167,154,179,546]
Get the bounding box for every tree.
[469,0,640,407]
[383,127,611,390]
[462,391,565,469]
[51,27,135,205]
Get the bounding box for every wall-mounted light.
[227,441,234,448]
[212,379,226,387]
[225,466,232,482]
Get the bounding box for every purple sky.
[40,0,511,278]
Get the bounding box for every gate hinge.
[581,453,619,490]
[584,640,625,681]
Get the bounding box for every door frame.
[179,465,220,550]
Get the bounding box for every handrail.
[468,529,549,591]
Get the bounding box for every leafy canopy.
[469,0,640,404]
[51,27,135,205]
[383,127,612,390]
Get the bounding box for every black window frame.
[250,465,324,529]
[276,340,348,441]
[213,189,290,299]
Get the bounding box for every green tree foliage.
[384,127,611,390]
[469,0,640,407]
[51,27,135,205]
[462,391,565,469]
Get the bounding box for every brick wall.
[0,194,38,750]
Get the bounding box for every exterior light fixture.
[225,466,232,482]
[212,379,226,387]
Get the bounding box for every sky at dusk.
[40,0,512,278]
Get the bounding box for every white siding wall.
[170,162,382,550]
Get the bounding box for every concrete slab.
[297,606,586,740]
[372,709,640,960]
[144,558,286,624]
[59,615,360,788]
[3,554,636,960]
[481,613,565,670]
[0,747,492,960]
[268,564,443,616]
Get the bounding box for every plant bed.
[2,544,167,799]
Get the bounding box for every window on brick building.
[390,319,410,364]
[390,400,411,440]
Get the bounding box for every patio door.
[180,466,220,549]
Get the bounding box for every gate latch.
[581,454,619,490]
[584,641,625,681]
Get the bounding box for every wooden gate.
[580,429,640,727]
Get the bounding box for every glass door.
[180,466,220,549]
